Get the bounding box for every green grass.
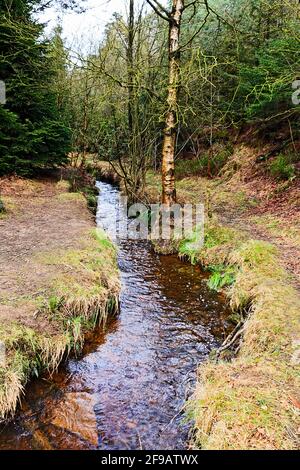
[0,322,70,419]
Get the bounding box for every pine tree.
[0,0,71,175]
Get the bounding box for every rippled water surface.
[0,181,231,450]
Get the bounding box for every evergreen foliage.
[0,0,71,175]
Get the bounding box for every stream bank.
[95,160,300,449]
[0,175,120,420]
[143,170,300,450]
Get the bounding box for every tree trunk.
[161,0,183,206]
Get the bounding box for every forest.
[0,0,299,453]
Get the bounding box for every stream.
[0,181,231,450]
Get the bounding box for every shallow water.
[0,181,231,450]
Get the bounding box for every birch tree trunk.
[161,0,184,206]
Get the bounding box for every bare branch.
[145,0,170,22]
[180,10,210,50]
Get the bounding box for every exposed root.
[216,321,246,360]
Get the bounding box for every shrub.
[199,146,233,177]
[268,154,295,180]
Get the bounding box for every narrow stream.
[0,181,231,450]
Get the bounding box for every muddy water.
[0,181,231,450]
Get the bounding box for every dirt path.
[0,177,95,330]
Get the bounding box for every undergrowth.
[268,153,296,181]
[207,265,237,291]
[175,144,233,179]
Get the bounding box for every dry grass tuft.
[0,323,71,419]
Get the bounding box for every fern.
[207,264,237,291]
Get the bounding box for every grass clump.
[56,180,71,192]
[179,219,245,269]
[251,215,300,246]
[0,199,5,219]
[175,159,203,179]
[38,229,119,323]
[179,226,204,264]
[55,177,98,213]
[0,196,17,218]
[55,192,86,203]
[0,323,69,419]
[207,265,237,291]
[175,145,233,179]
